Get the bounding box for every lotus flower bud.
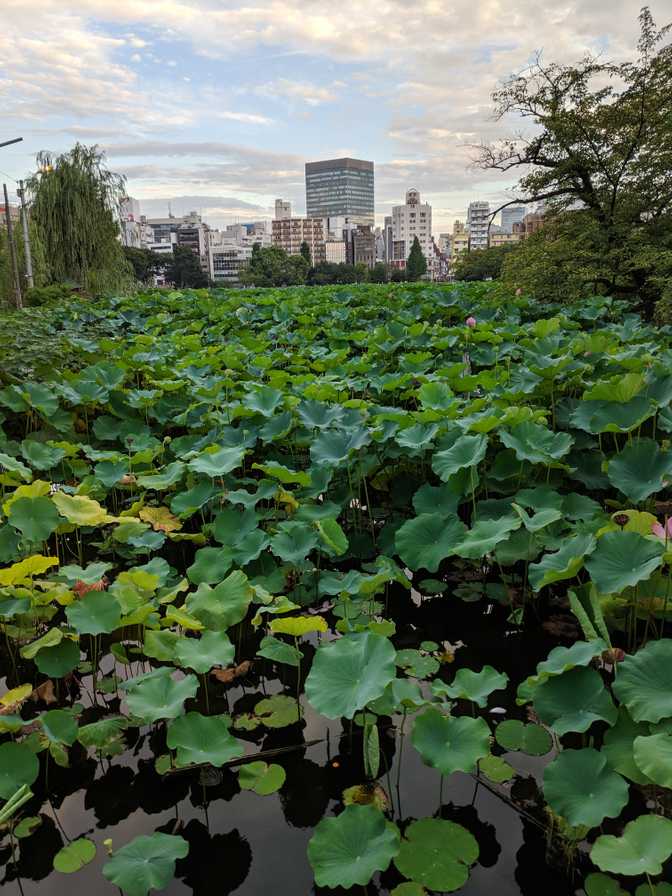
[466,316,477,328]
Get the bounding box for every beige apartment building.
[271,217,326,264]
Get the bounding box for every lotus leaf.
[121,668,199,723]
[612,639,672,723]
[585,532,664,594]
[395,513,467,572]
[238,761,286,794]
[308,804,400,889]
[305,631,397,719]
[394,818,479,892]
[411,709,490,775]
[102,833,189,896]
[441,665,508,707]
[8,496,60,542]
[66,592,122,635]
[633,733,672,787]
[174,631,235,674]
[53,838,96,873]
[166,712,243,767]
[500,422,573,464]
[543,748,629,827]
[607,439,672,503]
[494,720,552,755]
[591,815,672,876]
[533,666,617,735]
[0,742,39,799]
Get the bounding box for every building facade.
[305,158,374,226]
[391,189,433,272]
[345,225,376,269]
[274,199,291,220]
[467,201,490,251]
[325,240,346,264]
[501,205,526,233]
[271,217,326,264]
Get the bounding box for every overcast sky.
[0,1,665,232]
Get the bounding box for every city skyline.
[1,0,664,232]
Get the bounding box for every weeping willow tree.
[25,143,133,293]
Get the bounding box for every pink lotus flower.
[651,518,672,540]
[466,316,477,328]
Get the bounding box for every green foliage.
[406,236,427,281]
[454,244,515,281]
[241,244,308,287]
[25,143,133,292]
[165,246,210,289]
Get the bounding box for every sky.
[0,1,665,234]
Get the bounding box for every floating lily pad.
[543,748,629,828]
[238,761,286,795]
[53,838,96,873]
[167,712,243,768]
[591,815,672,876]
[394,818,479,892]
[412,709,490,776]
[102,833,189,896]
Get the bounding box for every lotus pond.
[2,282,672,896]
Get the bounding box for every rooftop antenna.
[168,200,173,218]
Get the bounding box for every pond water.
[1,587,583,896]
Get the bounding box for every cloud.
[252,78,340,106]
[1,0,669,233]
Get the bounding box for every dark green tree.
[368,262,388,283]
[240,245,308,287]
[124,247,166,284]
[165,247,210,289]
[299,241,312,265]
[25,143,133,293]
[454,245,515,281]
[478,8,672,313]
[406,236,427,281]
[390,268,407,282]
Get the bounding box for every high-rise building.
[501,205,526,233]
[391,189,433,272]
[275,199,291,220]
[450,221,469,261]
[271,217,326,264]
[345,225,376,269]
[383,216,394,265]
[467,201,490,250]
[305,158,374,226]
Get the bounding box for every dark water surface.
[1,589,583,895]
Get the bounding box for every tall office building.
[305,158,374,226]
[501,205,526,233]
[391,189,433,266]
[467,201,490,250]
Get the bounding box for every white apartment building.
[467,201,490,250]
[391,189,433,272]
[208,232,253,287]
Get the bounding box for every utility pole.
[16,180,34,289]
[0,137,22,150]
[3,183,22,309]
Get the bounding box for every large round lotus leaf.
[479,754,515,783]
[454,515,521,559]
[51,492,114,526]
[570,396,654,435]
[252,694,302,728]
[270,615,328,637]
[121,667,199,724]
[411,709,491,775]
[418,381,454,411]
[174,631,235,675]
[257,635,302,667]
[186,547,233,585]
[520,638,608,696]
[528,534,597,591]
[394,818,478,892]
[442,665,508,707]
[58,561,113,585]
[166,712,243,768]
[269,521,319,564]
[585,532,664,594]
[584,873,628,896]
[35,639,81,677]
[431,434,488,481]
[8,496,60,542]
[307,804,400,889]
[395,423,439,450]
[65,592,122,636]
[395,513,466,572]
[102,832,189,896]
[40,709,78,745]
[499,422,573,464]
[494,720,552,756]
[591,815,672,876]
[238,761,286,795]
[602,707,652,784]
[533,667,617,735]
[633,733,672,787]
[607,439,672,503]
[185,571,252,631]
[612,639,672,723]
[187,445,244,477]
[53,838,96,873]
[635,885,672,896]
[543,748,629,828]
[20,440,66,471]
[305,632,396,719]
[0,741,39,798]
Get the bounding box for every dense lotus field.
[2,282,672,896]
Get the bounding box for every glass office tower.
[305,158,374,226]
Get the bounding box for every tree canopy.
[241,245,309,287]
[479,8,672,314]
[165,247,210,289]
[25,143,132,293]
[406,236,428,281]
